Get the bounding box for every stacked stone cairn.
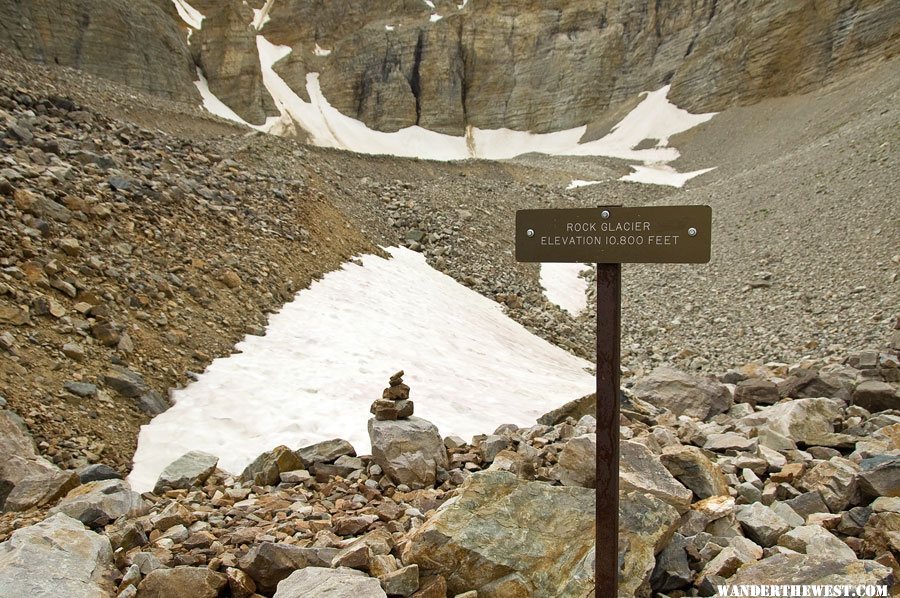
[370,370,414,420]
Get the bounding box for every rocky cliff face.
[193,2,277,125]
[1,0,897,136]
[0,0,198,104]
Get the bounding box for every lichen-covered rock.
[153,450,218,493]
[52,479,147,527]
[273,567,387,598]
[240,445,304,487]
[660,444,730,499]
[0,513,115,597]
[137,566,227,598]
[729,553,892,588]
[621,440,693,514]
[368,416,447,489]
[401,470,594,597]
[632,367,732,420]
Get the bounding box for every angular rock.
[241,445,304,486]
[296,439,356,465]
[226,566,257,598]
[238,542,336,593]
[632,367,732,419]
[858,455,900,499]
[77,464,121,483]
[556,433,596,488]
[621,440,692,513]
[401,470,595,597]
[734,378,780,406]
[650,533,691,593]
[738,397,844,445]
[619,492,682,597]
[0,513,114,597]
[778,525,857,561]
[380,564,419,596]
[798,456,860,512]
[730,553,891,587]
[368,416,448,489]
[153,451,218,494]
[3,469,80,512]
[52,479,146,527]
[852,381,899,413]
[273,567,387,598]
[735,503,792,547]
[661,444,729,499]
[137,566,227,598]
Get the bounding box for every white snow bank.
[128,247,594,492]
[182,37,722,185]
[620,164,716,188]
[430,14,443,22]
[172,0,204,29]
[540,263,591,315]
[194,69,281,132]
[251,0,274,30]
[566,179,604,190]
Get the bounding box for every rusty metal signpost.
[515,205,712,596]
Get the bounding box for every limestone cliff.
[2,0,897,136]
[0,0,198,103]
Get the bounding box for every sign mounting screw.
[601,210,610,219]
[688,227,697,237]
[526,229,535,238]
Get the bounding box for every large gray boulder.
[241,445,304,486]
[632,367,732,420]
[555,433,597,488]
[0,409,60,509]
[738,397,844,445]
[137,566,228,598]
[621,440,693,514]
[273,567,386,598]
[660,444,730,499]
[401,470,594,597]
[0,513,115,597]
[368,416,448,489]
[52,479,147,526]
[153,451,218,494]
[238,542,338,593]
[730,553,892,588]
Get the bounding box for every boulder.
[273,567,387,598]
[555,433,596,488]
[52,479,147,526]
[153,450,218,493]
[238,542,337,593]
[137,566,227,598]
[296,439,356,465]
[777,525,857,561]
[77,464,121,484]
[852,381,899,413]
[733,378,779,406]
[368,416,448,489]
[0,409,59,509]
[729,553,892,587]
[402,470,601,597]
[620,440,692,513]
[241,445,305,486]
[858,455,900,499]
[3,469,80,512]
[738,397,844,445]
[797,456,860,512]
[619,491,682,597]
[632,367,732,419]
[0,513,114,597]
[735,503,792,547]
[660,445,729,499]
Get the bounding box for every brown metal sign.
[515,205,711,263]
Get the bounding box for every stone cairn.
[370,370,414,420]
